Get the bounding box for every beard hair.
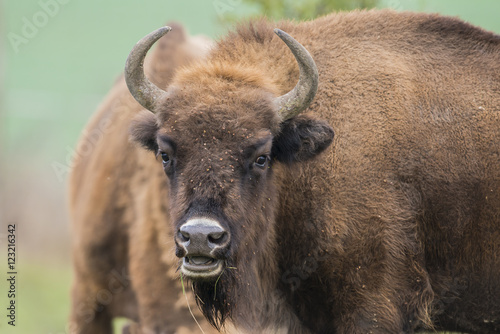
[189,261,238,330]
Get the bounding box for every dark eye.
[254,155,268,168]
[160,152,170,164]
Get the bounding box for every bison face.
[130,87,334,281]
[126,26,332,327]
[126,27,333,285]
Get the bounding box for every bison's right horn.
[274,29,319,121]
[125,26,171,112]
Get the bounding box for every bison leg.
[122,322,140,334]
[69,235,137,333]
[69,278,113,334]
[330,217,434,333]
[333,280,434,334]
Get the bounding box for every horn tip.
[274,28,292,43]
[158,26,172,35]
[152,26,172,39]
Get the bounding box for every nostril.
[208,231,224,241]
[178,230,190,243]
[179,219,230,253]
[208,231,228,245]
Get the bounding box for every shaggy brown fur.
[68,23,218,333]
[71,9,500,334]
[129,10,500,334]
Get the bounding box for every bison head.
[126,26,334,328]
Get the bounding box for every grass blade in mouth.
[180,272,206,334]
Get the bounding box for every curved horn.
[273,29,319,120]
[125,26,171,112]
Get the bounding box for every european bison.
[125,9,500,333]
[76,9,500,334]
[69,24,218,333]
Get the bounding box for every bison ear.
[130,110,159,152]
[272,115,334,164]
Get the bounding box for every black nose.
[177,220,230,256]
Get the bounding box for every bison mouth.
[181,255,224,279]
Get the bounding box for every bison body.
[69,24,217,333]
[72,10,500,334]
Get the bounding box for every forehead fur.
[155,62,283,136]
[174,61,280,96]
[157,88,281,138]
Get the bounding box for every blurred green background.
[1,0,499,333]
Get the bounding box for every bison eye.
[254,155,268,168]
[160,152,170,164]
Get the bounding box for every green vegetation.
[0,260,130,334]
[237,0,378,20]
[0,260,72,334]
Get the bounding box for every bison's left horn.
[125,26,171,112]
[273,29,319,120]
